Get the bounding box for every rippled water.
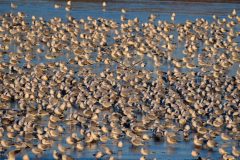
[1,0,240,20]
[0,0,240,160]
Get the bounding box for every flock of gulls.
[0,1,240,160]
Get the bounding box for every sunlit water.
[0,0,240,160]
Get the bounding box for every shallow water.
[0,0,240,160]
[1,0,240,75]
[1,0,240,20]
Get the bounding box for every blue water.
[0,0,240,159]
